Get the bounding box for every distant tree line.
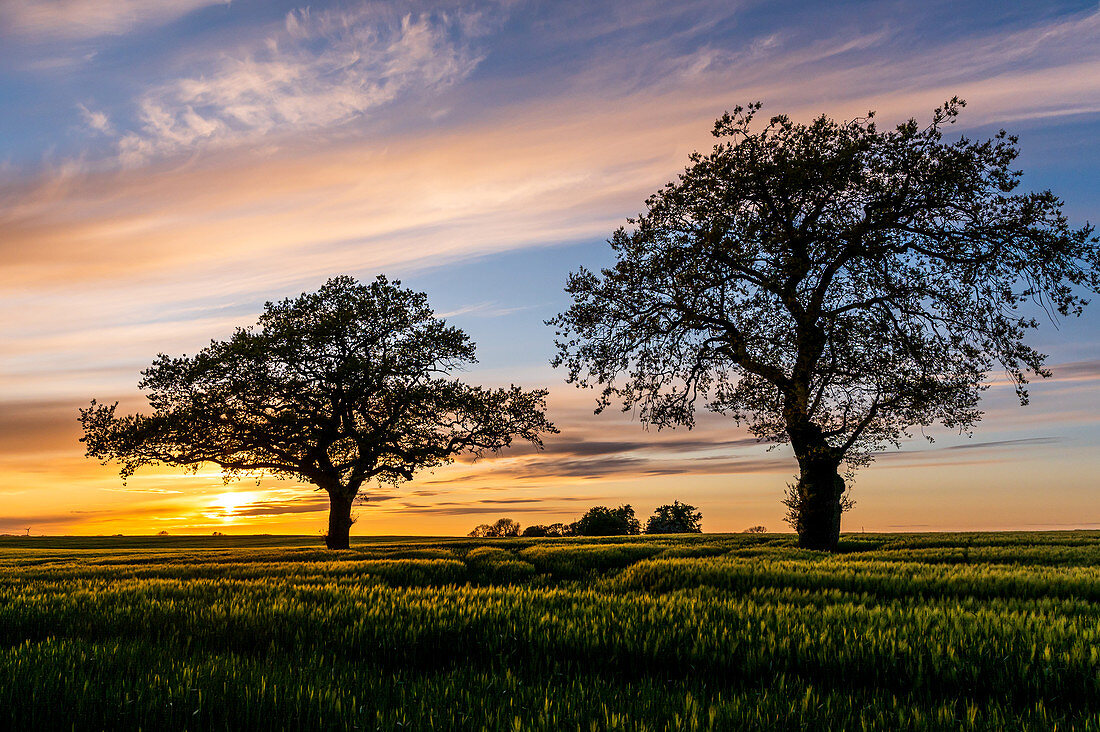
[469,501,702,538]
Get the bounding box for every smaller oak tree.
[81,276,556,549]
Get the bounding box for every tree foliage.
[644,501,703,534]
[573,505,641,536]
[469,518,521,538]
[81,275,557,548]
[522,523,573,537]
[550,98,1098,549]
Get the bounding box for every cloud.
[538,436,763,457]
[515,454,793,479]
[0,398,82,454]
[438,301,536,318]
[77,104,113,135]
[473,496,594,504]
[116,7,485,164]
[1,0,228,41]
[383,504,563,516]
[870,436,1062,467]
[940,437,1060,452]
[1049,360,1100,382]
[0,501,189,529]
[231,500,328,517]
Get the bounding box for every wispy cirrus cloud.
[116,7,487,165]
[1049,359,1100,382]
[438,301,537,318]
[76,104,114,135]
[0,0,228,40]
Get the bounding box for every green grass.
[1,531,1098,730]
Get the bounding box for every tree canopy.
[469,518,521,538]
[573,505,641,536]
[81,275,557,548]
[550,98,1098,550]
[521,523,572,537]
[645,501,703,534]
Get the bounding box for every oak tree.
[81,275,557,549]
[550,99,1098,550]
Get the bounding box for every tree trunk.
[325,491,355,550]
[793,453,845,551]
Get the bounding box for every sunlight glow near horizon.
[1,0,1099,536]
[208,491,263,521]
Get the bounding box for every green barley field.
[1,531,1098,730]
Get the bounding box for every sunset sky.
[2,0,1099,536]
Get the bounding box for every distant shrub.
[573,505,640,536]
[743,526,767,534]
[468,518,521,538]
[644,501,702,534]
[521,525,549,537]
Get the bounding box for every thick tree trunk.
[325,492,355,550]
[793,452,845,551]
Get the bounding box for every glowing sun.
[211,491,261,518]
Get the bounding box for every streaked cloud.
[76,104,113,135]
[117,7,486,164]
[1050,360,1100,382]
[438,301,536,318]
[1,0,228,40]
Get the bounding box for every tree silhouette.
[573,505,641,536]
[550,99,1099,551]
[468,518,521,537]
[81,276,557,549]
[644,501,702,534]
[522,523,572,537]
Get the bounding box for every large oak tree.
[81,275,556,548]
[550,99,1098,550]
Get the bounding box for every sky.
[1,0,1099,537]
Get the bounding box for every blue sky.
[1,0,1098,535]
